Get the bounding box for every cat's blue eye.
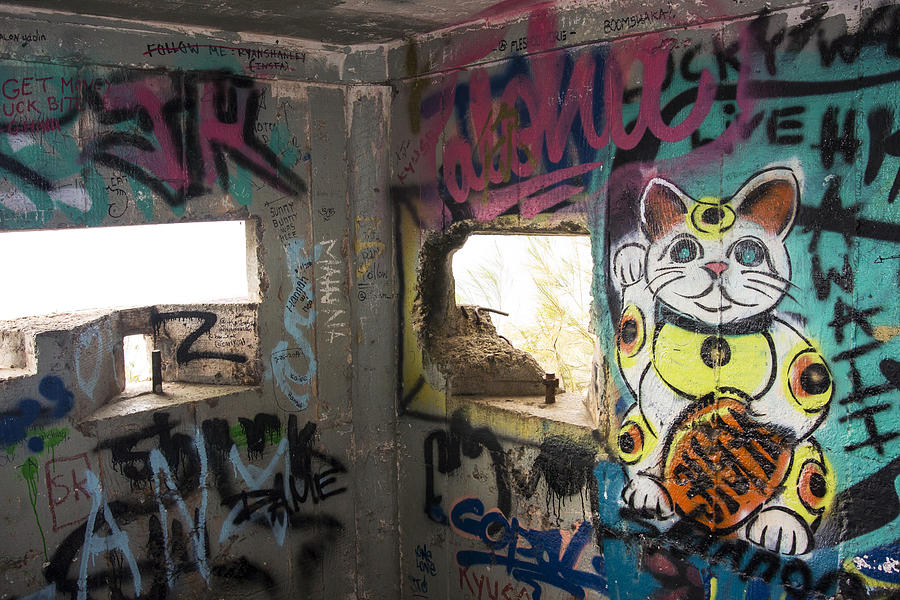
[734,239,765,267]
[670,239,699,263]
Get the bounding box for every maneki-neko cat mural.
[611,168,834,555]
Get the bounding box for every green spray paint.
[28,427,70,463]
[5,427,69,460]
[19,457,47,560]
[229,423,248,447]
[228,423,283,447]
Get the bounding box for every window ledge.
[447,391,601,444]
[0,367,33,381]
[81,382,259,423]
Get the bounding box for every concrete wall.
[0,9,398,600]
[391,1,900,599]
[1,0,899,599]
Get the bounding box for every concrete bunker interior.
[1,1,899,599]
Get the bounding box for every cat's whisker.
[645,271,682,291]
[747,278,798,303]
[648,272,683,289]
[740,269,801,291]
[652,275,685,300]
[647,273,686,295]
[654,266,685,273]
[744,285,775,300]
[646,269,684,288]
[746,277,787,294]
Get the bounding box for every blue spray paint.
[1,375,74,452]
[450,497,607,600]
[1,398,41,447]
[272,239,320,410]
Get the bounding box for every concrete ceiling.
[3,0,519,45]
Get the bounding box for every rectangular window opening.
[0,220,252,321]
[452,233,594,394]
[123,333,152,392]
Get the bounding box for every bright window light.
[123,334,152,389]
[0,221,249,320]
[452,234,594,393]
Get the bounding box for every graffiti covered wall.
[0,8,398,600]
[2,0,900,598]
[394,1,900,599]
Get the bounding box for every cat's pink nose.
[704,261,728,277]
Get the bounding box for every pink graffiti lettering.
[421,8,717,220]
[440,38,715,205]
[45,453,91,532]
[472,161,603,221]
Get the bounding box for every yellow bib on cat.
[652,323,775,399]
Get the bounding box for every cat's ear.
[732,168,799,239]
[640,178,688,241]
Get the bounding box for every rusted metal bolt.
[543,373,559,404]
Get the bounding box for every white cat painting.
[611,167,834,555]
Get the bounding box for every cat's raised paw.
[622,475,674,519]
[613,243,646,287]
[745,507,812,555]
